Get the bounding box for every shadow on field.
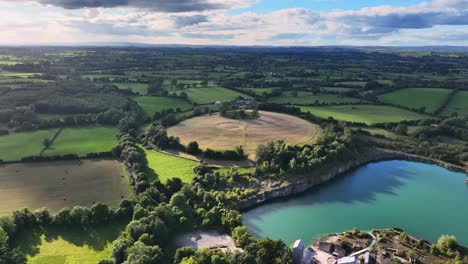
[14,219,128,257]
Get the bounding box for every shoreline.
[235,148,467,211]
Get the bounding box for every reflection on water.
[242,160,468,245]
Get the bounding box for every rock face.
[235,149,467,211]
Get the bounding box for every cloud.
[268,33,309,41]
[181,32,236,40]
[172,15,209,28]
[20,0,253,12]
[327,0,468,34]
[0,0,467,45]
[67,20,171,36]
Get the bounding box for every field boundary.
[39,127,63,156]
[435,89,458,116]
[146,143,254,168]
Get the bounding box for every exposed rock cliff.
[236,148,467,211]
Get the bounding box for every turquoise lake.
[242,160,468,245]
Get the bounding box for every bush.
[437,235,458,254]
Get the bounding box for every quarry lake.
[242,160,468,246]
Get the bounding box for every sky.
[0,0,467,46]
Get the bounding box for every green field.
[145,149,198,183]
[0,71,38,78]
[179,86,251,104]
[14,221,127,264]
[112,82,148,94]
[241,87,277,95]
[82,74,123,80]
[134,96,193,117]
[356,127,399,139]
[320,87,354,92]
[335,81,367,87]
[378,88,452,113]
[0,129,59,161]
[215,166,253,175]
[299,105,428,124]
[44,126,118,157]
[268,91,364,105]
[37,114,67,121]
[440,90,468,116]
[0,60,19,65]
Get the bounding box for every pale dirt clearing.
[167,111,322,155]
[175,230,242,252]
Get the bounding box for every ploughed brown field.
[167,111,322,156]
[0,159,129,215]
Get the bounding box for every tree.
[174,247,195,264]
[42,138,51,148]
[0,228,26,264]
[394,124,408,135]
[187,141,200,155]
[70,206,91,226]
[179,91,188,100]
[34,208,52,226]
[126,242,163,264]
[251,108,260,119]
[91,203,111,224]
[232,226,254,248]
[127,220,147,241]
[148,78,164,95]
[111,236,134,263]
[239,110,247,119]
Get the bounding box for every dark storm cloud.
[173,15,209,28]
[38,0,239,12]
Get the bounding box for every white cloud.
[0,0,466,45]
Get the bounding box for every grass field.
[0,159,129,215]
[167,111,322,155]
[0,60,19,65]
[299,105,428,124]
[82,74,123,79]
[356,127,399,139]
[0,71,38,78]
[267,91,364,105]
[335,81,367,87]
[0,129,59,161]
[145,149,198,183]
[14,220,127,264]
[320,87,354,92]
[112,82,148,94]
[241,87,277,95]
[134,96,193,118]
[440,90,468,116]
[37,114,67,121]
[44,126,117,157]
[378,88,452,113]
[179,86,251,104]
